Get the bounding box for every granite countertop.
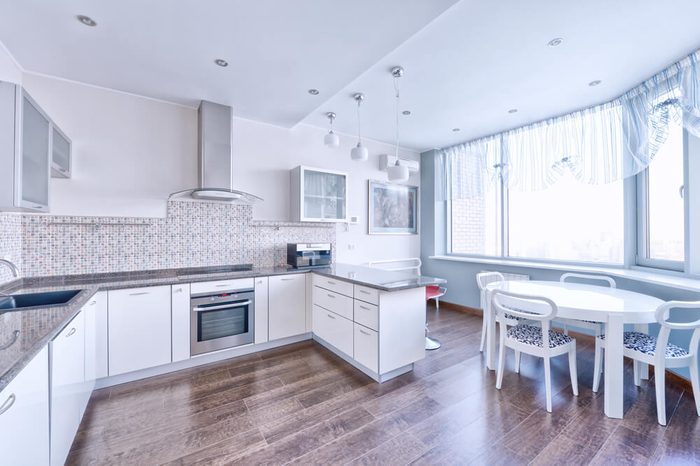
[0,263,446,391]
[313,263,446,291]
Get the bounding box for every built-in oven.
[190,286,255,356]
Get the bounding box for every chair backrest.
[654,301,700,359]
[491,290,558,345]
[560,272,616,288]
[368,258,422,275]
[476,272,504,310]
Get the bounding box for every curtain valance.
[437,49,700,200]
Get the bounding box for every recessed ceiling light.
[76,15,97,27]
[508,108,518,114]
[588,80,602,87]
[214,59,228,67]
[308,89,320,95]
[402,110,411,115]
[547,37,564,47]
[452,128,460,132]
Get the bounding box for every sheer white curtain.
[437,49,700,199]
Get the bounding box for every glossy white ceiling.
[1,0,700,151]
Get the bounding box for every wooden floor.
[68,306,699,465]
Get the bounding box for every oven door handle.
[193,300,252,312]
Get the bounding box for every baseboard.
[437,300,482,316]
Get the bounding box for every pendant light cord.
[394,75,401,163]
[357,98,362,144]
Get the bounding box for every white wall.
[0,42,22,84]
[234,118,421,264]
[22,74,198,217]
[17,73,421,264]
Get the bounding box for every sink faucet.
[0,259,19,278]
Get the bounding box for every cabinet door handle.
[327,293,335,299]
[326,313,336,320]
[358,305,371,311]
[326,280,336,285]
[89,300,97,305]
[173,287,182,293]
[33,205,43,210]
[65,327,77,338]
[0,330,19,351]
[129,291,150,296]
[359,329,371,336]
[280,277,296,281]
[215,284,231,288]
[256,280,263,284]
[359,290,371,295]
[0,393,16,416]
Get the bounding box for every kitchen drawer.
[190,278,254,295]
[353,323,378,373]
[312,305,353,356]
[354,284,379,305]
[312,274,353,298]
[353,300,378,331]
[313,286,353,320]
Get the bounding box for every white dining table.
[484,280,664,419]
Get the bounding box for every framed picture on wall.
[368,180,418,235]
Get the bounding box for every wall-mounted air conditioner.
[378,154,420,173]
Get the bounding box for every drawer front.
[354,284,379,305]
[312,274,353,298]
[353,323,378,373]
[353,300,378,331]
[313,286,353,320]
[312,305,353,356]
[190,278,255,295]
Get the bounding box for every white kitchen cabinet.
[268,274,306,340]
[82,292,107,412]
[290,165,347,222]
[51,310,86,466]
[0,346,50,466]
[254,277,269,344]
[172,284,191,362]
[0,82,51,212]
[353,323,378,372]
[51,124,71,178]
[313,305,354,356]
[108,285,172,376]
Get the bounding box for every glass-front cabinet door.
[52,126,71,178]
[20,93,51,211]
[291,166,348,222]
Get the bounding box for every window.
[450,181,501,256]
[637,118,686,268]
[508,175,625,264]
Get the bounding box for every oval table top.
[485,280,664,324]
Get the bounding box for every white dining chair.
[592,300,700,425]
[476,271,506,353]
[492,289,579,412]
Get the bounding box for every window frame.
[445,129,689,273]
[634,128,688,272]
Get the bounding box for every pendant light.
[323,112,340,148]
[387,66,410,182]
[350,93,368,161]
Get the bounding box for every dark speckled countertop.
[0,263,445,391]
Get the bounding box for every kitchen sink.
[0,289,82,312]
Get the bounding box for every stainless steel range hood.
[170,100,262,203]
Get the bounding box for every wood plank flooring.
[68,306,700,465]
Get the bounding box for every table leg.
[634,323,650,380]
[486,296,496,370]
[604,315,624,418]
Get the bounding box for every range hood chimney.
[170,100,262,203]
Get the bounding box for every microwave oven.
[287,243,332,268]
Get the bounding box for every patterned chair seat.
[507,324,573,348]
[598,331,689,358]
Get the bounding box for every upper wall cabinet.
[290,166,347,222]
[0,81,71,212]
[52,125,71,178]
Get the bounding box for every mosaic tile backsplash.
[0,200,335,283]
